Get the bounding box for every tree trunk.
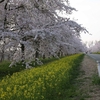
[0,46,5,62]
[0,0,10,62]
[43,54,45,59]
[21,43,25,62]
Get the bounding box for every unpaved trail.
[73,55,100,100]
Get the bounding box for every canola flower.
[0,54,84,100]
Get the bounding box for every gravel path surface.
[74,55,100,100]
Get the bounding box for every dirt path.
[74,55,100,100]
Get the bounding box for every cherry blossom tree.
[0,0,87,68]
[88,41,100,53]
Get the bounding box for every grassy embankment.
[0,54,84,100]
[0,58,58,79]
[91,52,100,85]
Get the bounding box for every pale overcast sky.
[69,0,100,42]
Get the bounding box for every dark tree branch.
[0,0,5,3]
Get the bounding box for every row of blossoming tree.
[86,41,100,53]
[0,0,87,68]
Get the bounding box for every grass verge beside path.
[0,54,84,100]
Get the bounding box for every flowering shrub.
[0,54,84,100]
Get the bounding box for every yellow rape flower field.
[0,54,84,100]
